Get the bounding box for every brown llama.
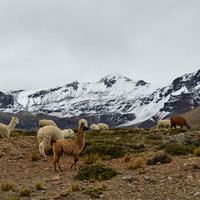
[170,116,191,129]
[51,122,88,172]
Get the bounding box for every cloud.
[0,0,200,90]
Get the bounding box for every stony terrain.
[1,130,200,200]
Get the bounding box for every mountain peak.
[98,74,133,88]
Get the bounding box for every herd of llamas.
[0,115,191,172]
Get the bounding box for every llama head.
[80,122,88,131]
[12,117,19,125]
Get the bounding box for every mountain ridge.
[0,70,200,129]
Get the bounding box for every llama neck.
[7,120,17,132]
[77,130,85,150]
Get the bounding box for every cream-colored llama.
[0,117,19,138]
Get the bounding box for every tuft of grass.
[20,188,31,196]
[44,146,53,155]
[1,182,15,191]
[127,157,143,170]
[146,152,172,165]
[75,164,118,181]
[194,147,200,156]
[124,153,132,162]
[84,153,100,164]
[31,154,40,162]
[35,181,44,190]
[60,189,71,197]
[164,142,196,155]
[9,198,20,200]
[83,186,107,195]
[71,183,80,191]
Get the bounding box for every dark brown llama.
[170,116,191,129]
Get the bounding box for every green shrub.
[144,134,163,145]
[164,142,196,155]
[83,143,127,159]
[146,152,172,165]
[75,164,118,181]
[83,186,107,195]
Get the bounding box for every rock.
[168,177,173,181]
[90,192,100,198]
[194,192,200,197]
[51,175,60,181]
[164,132,200,146]
[156,162,161,165]
[144,176,150,181]
[193,164,200,169]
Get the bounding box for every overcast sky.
[0,0,200,91]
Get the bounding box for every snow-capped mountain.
[0,70,200,129]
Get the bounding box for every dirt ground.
[1,136,200,200]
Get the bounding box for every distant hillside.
[181,106,200,130]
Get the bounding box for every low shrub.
[59,189,71,197]
[75,164,118,181]
[144,134,163,145]
[1,182,15,191]
[35,181,44,190]
[31,154,40,162]
[194,148,200,156]
[124,153,132,162]
[83,143,127,159]
[146,152,172,165]
[20,188,31,196]
[71,183,79,191]
[83,183,107,195]
[164,142,196,155]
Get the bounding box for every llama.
[61,129,75,138]
[37,126,76,157]
[90,124,99,130]
[0,117,19,138]
[78,119,88,128]
[97,123,109,130]
[157,120,171,131]
[51,122,88,172]
[39,119,57,127]
[170,116,191,129]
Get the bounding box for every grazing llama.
[39,119,57,127]
[51,122,88,172]
[170,116,191,129]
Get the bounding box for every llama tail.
[50,139,57,146]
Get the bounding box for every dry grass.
[127,157,143,170]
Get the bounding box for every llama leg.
[54,155,63,172]
[70,154,79,170]
[40,142,47,157]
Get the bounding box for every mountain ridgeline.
[0,70,200,130]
